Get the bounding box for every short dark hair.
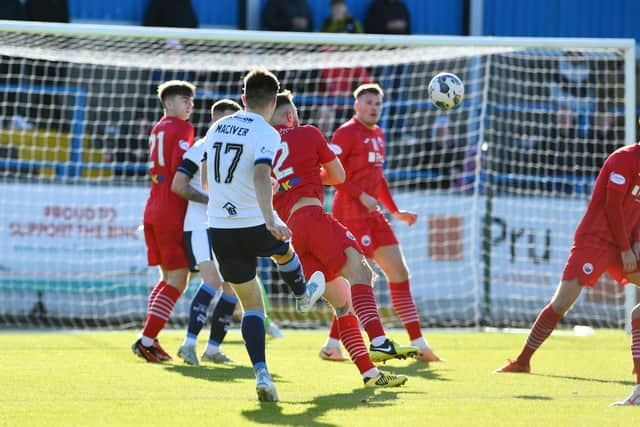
[243,67,280,109]
[157,80,196,105]
[211,98,242,117]
[353,83,384,100]
[275,90,294,111]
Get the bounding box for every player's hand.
[359,193,377,212]
[266,221,291,241]
[632,241,640,260]
[393,210,418,226]
[270,177,280,193]
[621,249,637,272]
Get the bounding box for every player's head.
[210,98,242,123]
[242,67,280,118]
[271,90,300,128]
[157,80,195,121]
[353,83,383,128]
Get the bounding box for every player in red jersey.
[270,90,410,387]
[324,83,442,363]
[132,80,196,363]
[493,142,640,406]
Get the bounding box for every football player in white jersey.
[201,68,325,402]
[172,99,285,367]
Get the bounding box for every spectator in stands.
[321,0,363,33]
[0,1,27,20]
[143,0,198,28]
[25,0,69,22]
[549,51,595,137]
[319,45,374,129]
[261,0,313,32]
[423,115,464,190]
[364,0,411,35]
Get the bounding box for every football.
[428,72,464,110]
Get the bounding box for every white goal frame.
[0,20,635,330]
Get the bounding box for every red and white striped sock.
[142,284,181,342]
[337,314,375,375]
[517,304,562,365]
[351,284,385,342]
[147,281,165,316]
[631,317,640,384]
[389,280,423,340]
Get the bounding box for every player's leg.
[232,278,279,401]
[320,278,349,361]
[611,278,640,406]
[322,276,408,387]
[201,274,238,363]
[178,230,226,365]
[271,245,325,313]
[210,226,277,401]
[494,278,582,373]
[373,242,441,362]
[342,247,417,362]
[133,223,188,362]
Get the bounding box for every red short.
[561,244,637,286]
[333,209,398,259]
[144,222,188,270]
[288,206,362,282]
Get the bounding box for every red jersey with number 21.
[573,144,640,248]
[143,116,194,225]
[272,124,336,220]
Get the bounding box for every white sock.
[182,336,197,347]
[411,336,429,350]
[370,336,387,347]
[324,337,340,348]
[140,336,154,347]
[205,343,220,355]
[362,367,380,379]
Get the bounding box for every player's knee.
[631,304,640,319]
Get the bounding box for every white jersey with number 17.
[203,111,280,229]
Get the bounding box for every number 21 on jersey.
[149,131,165,167]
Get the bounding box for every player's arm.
[378,174,417,226]
[603,161,635,271]
[171,158,208,204]
[632,225,640,260]
[320,158,345,185]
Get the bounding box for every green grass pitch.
[1,329,639,426]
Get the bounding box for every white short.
[184,229,216,272]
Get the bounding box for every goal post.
[0,20,635,330]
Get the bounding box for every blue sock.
[242,310,266,369]
[277,254,306,296]
[186,283,216,338]
[209,292,238,345]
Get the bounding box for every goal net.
[0,22,636,330]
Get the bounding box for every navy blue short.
[207,224,289,283]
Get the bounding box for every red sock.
[337,314,375,374]
[142,284,181,340]
[389,280,422,340]
[351,284,385,341]
[328,315,340,340]
[517,304,563,365]
[631,318,640,384]
[147,281,165,315]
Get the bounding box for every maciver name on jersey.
[214,123,250,136]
